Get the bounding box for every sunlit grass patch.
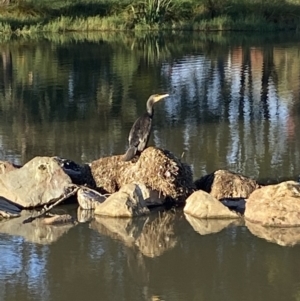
[0,0,300,33]
[0,22,13,34]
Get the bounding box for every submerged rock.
[194,169,260,200]
[245,181,300,227]
[90,146,195,203]
[184,190,240,219]
[0,156,72,208]
[94,183,150,217]
[42,214,77,225]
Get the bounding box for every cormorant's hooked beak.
[153,93,169,103]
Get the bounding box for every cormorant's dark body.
[123,94,169,161]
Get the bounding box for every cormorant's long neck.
[146,99,154,118]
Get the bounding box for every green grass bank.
[0,0,300,34]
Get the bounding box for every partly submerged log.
[90,147,195,203]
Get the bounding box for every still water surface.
[1,32,300,301]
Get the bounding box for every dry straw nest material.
[90,147,195,202]
[194,169,260,200]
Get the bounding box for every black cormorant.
[123,93,169,161]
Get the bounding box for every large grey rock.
[0,156,72,208]
[194,169,260,200]
[184,190,240,219]
[245,181,300,227]
[94,183,150,217]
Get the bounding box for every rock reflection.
[135,213,177,258]
[0,211,77,244]
[91,215,139,247]
[91,212,177,257]
[246,221,300,246]
[185,214,243,235]
[77,207,95,223]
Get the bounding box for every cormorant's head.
[146,93,169,116]
[151,93,169,103]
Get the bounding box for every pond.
[1,31,300,301]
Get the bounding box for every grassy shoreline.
[0,0,300,34]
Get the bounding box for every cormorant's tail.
[122,146,137,161]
